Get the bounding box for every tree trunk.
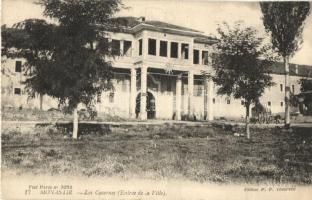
[39,94,43,110]
[246,103,250,139]
[73,107,78,139]
[284,56,290,129]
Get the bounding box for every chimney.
[138,16,145,22]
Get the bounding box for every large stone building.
[2,17,312,120]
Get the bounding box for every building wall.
[1,58,58,110]
[94,72,308,120]
[2,58,309,120]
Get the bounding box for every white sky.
[2,0,312,65]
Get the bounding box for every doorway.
[135,92,156,119]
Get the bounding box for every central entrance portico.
[128,64,214,121]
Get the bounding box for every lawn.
[1,123,312,184]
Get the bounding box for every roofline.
[129,23,214,39]
[131,22,204,34]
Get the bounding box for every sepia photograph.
[1,0,312,199]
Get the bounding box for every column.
[176,74,182,120]
[130,67,137,118]
[167,42,170,58]
[140,65,147,120]
[156,40,160,56]
[207,79,213,121]
[188,70,194,116]
[189,40,194,65]
[204,77,208,120]
[120,40,124,56]
[142,31,148,59]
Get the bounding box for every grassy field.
[2,124,312,184]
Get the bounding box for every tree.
[2,0,122,139]
[260,2,310,128]
[212,22,274,139]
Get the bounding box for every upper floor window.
[268,101,271,106]
[170,42,178,58]
[193,49,199,64]
[181,43,189,59]
[292,85,295,93]
[111,39,120,55]
[15,61,22,72]
[280,84,283,92]
[123,40,132,57]
[148,38,156,55]
[139,39,143,56]
[160,41,167,57]
[202,51,208,65]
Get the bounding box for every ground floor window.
[194,84,203,96]
[14,88,21,95]
[109,92,114,103]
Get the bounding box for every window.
[112,39,120,55]
[181,43,189,59]
[170,42,178,58]
[160,41,167,57]
[194,84,203,96]
[193,49,199,64]
[14,88,21,95]
[148,38,156,55]
[15,61,22,72]
[109,92,114,103]
[202,51,209,65]
[123,41,132,56]
[280,102,283,107]
[268,101,271,106]
[139,39,143,55]
[167,82,172,92]
[227,99,231,104]
[241,100,244,105]
[280,84,283,92]
[213,98,216,104]
[97,91,101,103]
[122,79,128,92]
[292,85,295,93]
[182,84,188,95]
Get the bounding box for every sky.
[2,0,312,65]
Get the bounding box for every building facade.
[2,17,312,120]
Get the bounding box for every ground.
[2,123,312,184]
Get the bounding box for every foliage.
[1,0,123,113]
[299,79,312,93]
[299,79,312,115]
[260,2,310,58]
[212,22,275,107]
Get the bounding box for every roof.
[142,20,203,33]
[270,62,312,77]
[110,17,217,44]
